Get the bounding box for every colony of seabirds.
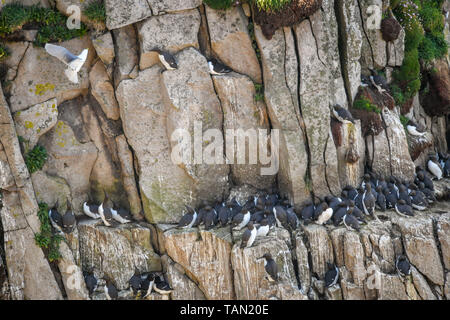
[43,46,449,298]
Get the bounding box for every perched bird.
[398,185,411,206]
[369,69,389,94]
[406,120,426,137]
[333,202,348,226]
[260,253,278,282]
[140,273,155,298]
[377,176,388,190]
[256,219,270,237]
[129,269,142,295]
[417,171,434,191]
[362,184,376,218]
[286,208,299,230]
[428,155,443,180]
[153,49,177,70]
[385,185,398,209]
[300,200,315,225]
[361,74,371,87]
[354,187,365,211]
[112,207,132,224]
[192,205,206,228]
[349,201,366,223]
[83,197,101,219]
[44,43,88,83]
[441,154,450,177]
[331,105,355,124]
[419,182,436,204]
[396,255,411,277]
[208,58,232,75]
[325,195,342,213]
[325,263,339,288]
[203,206,218,230]
[178,206,197,229]
[218,204,232,227]
[344,185,358,201]
[273,205,288,229]
[376,185,386,211]
[240,222,257,249]
[104,278,119,300]
[48,201,64,234]
[343,207,361,231]
[62,202,76,233]
[315,203,333,225]
[410,190,427,211]
[153,276,173,295]
[98,193,116,227]
[251,210,266,224]
[395,199,414,217]
[232,209,251,230]
[83,271,98,295]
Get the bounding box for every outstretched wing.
[45,43,77,66]
[65,68,79,84]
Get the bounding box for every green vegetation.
[400,115,409,128]
[252,0,292,12]
[254,83,264,102]
[83,1,106,24]
[24,144,47,174]
[391,0,447,107]
[0,4,87,46]
[353,97,381,114]
[34,202,63,262]
[0,43,9,61]
[203,0,234,10]
[247,21,261,62]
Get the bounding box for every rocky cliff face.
[0,0,449,300]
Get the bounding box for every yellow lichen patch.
[24,121,34,129]
[35,112,41,117]
[34,83,55,96]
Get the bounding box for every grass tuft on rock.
[24,144,47,174]
[203,0,235,10]
[34,202,63,262]
[83,1,106,24]
[353,97,381,114]
[0,4,87,46]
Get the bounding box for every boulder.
[112,25,139,88]
[13,98,58,150]
[91,32,115,77]
[8,36,94,112]
[31,171,71,210]
[89,61,120,120]
[137,10,200,70]
[105,0,152,30]
[78,220,161,290]
[205,6,262,83]
[148,0,202,15]
[436,213,450,270]
[212,73,274,190]
[303,224,334,279]
[116,65,196,224]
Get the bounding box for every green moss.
[353,97,381,114]
[254,82,264,102]
[0,4,87,46]
[34,202,63,262]
[24,144,47,174]
[203,0,234,10]
[83,1,106,24]
[251,0,292,12]
[419,6,444,33]
[400,115,409,128]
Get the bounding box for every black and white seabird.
[140,273,155,298]
[273,205,288,229]
[153,49,177,70]
[361,74,371,87]
[409,190,427,211]
[348,200,366,223]
[218,204,232,227]
[325,195,342,212]
[376,186,387,211]
[343,207,361,231]
[300,200,315,225]
[398,185,412,206]
[362,184,376,219]
[395,199,414,217]
[208,58,232,75]
[396,255,411,277]
[354,187,365,211]
[331,105,355,124]
[256,219,270,237]
[325,263,339,288]
[286,207,299,230]
[62,202,76,233]
[178,205,197,229]
[369,69,389,94]
[385,185,398,209]
[315,202,333,225]
[153,276,173,295]
[418,182,436,204]
[406,119,426,137]
[48,201,64,234]
[344,185,358,201]
[417,171,434,191]
[232,209,251,230]
[204,206,218,230]
[83,198,101,219]
[83,271,98,295]
[240,222,257,249]
[129,269,142,295]
[104,278,119,300]
[112,207,132,224]
[428,155,443,180]
[99,193,115,227]
[333,202,348,226]
[260,253,278,282]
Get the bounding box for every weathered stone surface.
[163,48,230,208]
[161,227,234,300]
[295,233,311,294]
[0,0,50,9]
[40,119,98,213]
[117,65,195,224]
[149,0,202,15]
[378,273,409,300]
[115,135,144,221]
[78,220,161,290]
[445,272,450,300]
[91,32,115,75]
[31,171,71,210]
[411,266,437,300]
[89,61,120,121]
[436,213,450,270]
[295,19,341,197]
[105,0,152,30]
[161,255,206,300]
[343,231,366,287]
[254,26,309,208]
[303,225,334,279]
[13,98,58,150]
[395,216,445,286]
[231,228,306,300]
[9,36,94,112]
[137,10,200,70]
[212,73,274,190]
[387,26,405,67]
[55,0,106,30]
[1,42,29,83]
[205,6,261,83]
[112,25,139,88]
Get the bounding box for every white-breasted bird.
[44,43,88,83]
[152,48,177,70]
[208,58,232,75]
[427,155,443,180]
